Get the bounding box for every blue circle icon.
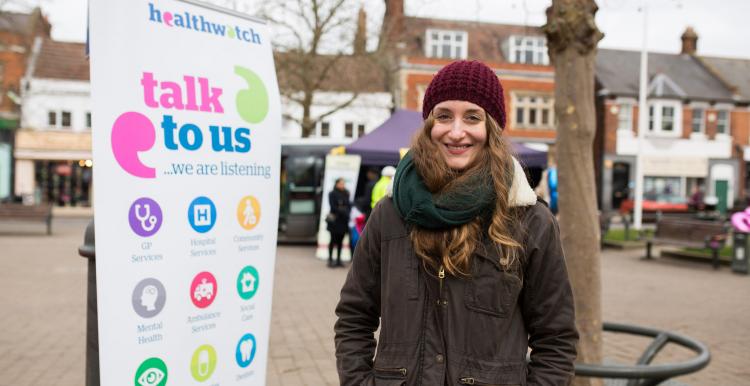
[188,196,217,233]
[235,333,257,368]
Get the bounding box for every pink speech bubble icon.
[731,207,750,233]
[111,111,156,179]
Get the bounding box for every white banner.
[89,1,280,384]
[315,154,361,260]
[642,155,708,177]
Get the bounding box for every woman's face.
[430,100,488,171]
[335,179,346,190]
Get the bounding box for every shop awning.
[345,109,548,168]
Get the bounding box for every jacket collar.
[508,157,537,208]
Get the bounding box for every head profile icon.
[140,285,159,311]
[132,278,166,318]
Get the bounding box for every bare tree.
[260,0,363,138]
[543,1,604,386]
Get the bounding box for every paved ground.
[1,218,749,385]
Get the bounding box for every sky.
[6,0,750,59]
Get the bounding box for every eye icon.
[137,368,165,386]
[134,357,168,386]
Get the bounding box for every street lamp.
[633,0,649,230]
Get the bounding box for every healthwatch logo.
[148,3,262,44]
[111,66,269,178]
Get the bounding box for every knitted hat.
[421,60,506,129]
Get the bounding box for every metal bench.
[0,203,53,235]
[646,217,727,269]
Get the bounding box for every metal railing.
[575,322,711,386]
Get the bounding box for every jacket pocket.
[458,377,520,385]
[464,262,522,317]
[456,360,526,386]
[371,366,407,386]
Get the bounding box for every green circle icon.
[234,65,269,124]
[190,344,217,382]
[237,265,259,300]
[134,357,168,386]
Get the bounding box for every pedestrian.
[334,60,578,385]
[327,177,351,268]
[356,167,380,222]
[370,165,396,209]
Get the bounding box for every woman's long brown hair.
[409,114,523,277]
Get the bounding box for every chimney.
[681,26,698,55]
[379,0,405,52]
[353,7,367,55]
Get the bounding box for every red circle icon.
[190,271,217,308]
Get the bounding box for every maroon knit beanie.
[422,60,506,129]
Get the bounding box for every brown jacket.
[334,195,578,386]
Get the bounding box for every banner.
[315,154,361,260]
[89,1,280,384]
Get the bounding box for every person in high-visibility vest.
[371,166,396,208]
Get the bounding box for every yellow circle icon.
[236,195,261,230]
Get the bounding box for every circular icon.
[236,195,261,231]
[190,344,217,382]
[190,271,217,308]
[236,265,259,300]
[129,197,163,237]
[132,278,167,318]
[134,357,168,386]
[188,196,217,233]
[235,333,257,368]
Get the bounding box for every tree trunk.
[543,2,604,386]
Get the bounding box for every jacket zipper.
[437,265,445,306]
[459,377,504,385]
[374,366,407,378]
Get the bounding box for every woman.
[334,60,578,385]
[328,177,352,268]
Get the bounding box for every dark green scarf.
[392,151,496,229]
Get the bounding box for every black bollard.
[78,219,99,386]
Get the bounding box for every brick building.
[0,9,50,199]
[595,28,750,213]
[14,38,93,206]
[381,0,557,149]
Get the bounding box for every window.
[508,36,549,65]
[0,63,4,104]
[644,176,683,203]
[61,111,71,128]
[86,112,92,129]
[716,110,730,135]
[646,101,681,136]
[425,29,468,59]
[345,122,367,138]
[48,111,56,127]
[512,94,554,129]
[319,121,330,137]
[691,108,704,133]
[617,104,633,131]
[661,106,674,132]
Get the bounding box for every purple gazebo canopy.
[346,109,548,168]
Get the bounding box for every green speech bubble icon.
[234,65,269,124]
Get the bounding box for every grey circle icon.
[132,278,166,318]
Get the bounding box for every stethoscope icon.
[134,203,158,232]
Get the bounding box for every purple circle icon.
[129,197,163,237]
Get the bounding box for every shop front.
[14,129,93,206]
